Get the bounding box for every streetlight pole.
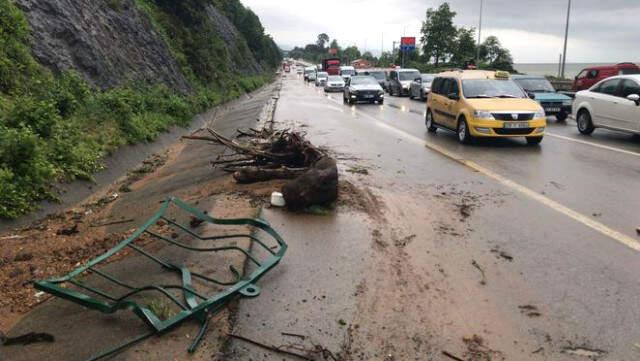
[561,0,572,79]
[476,0,484,64]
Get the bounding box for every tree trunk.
[233,167,307,184]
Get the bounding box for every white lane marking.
[546,132,640,158]
[325,95,640,252]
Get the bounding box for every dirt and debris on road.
[462,335,506,361]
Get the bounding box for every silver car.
[324,75,345,92]
[409,74,436,100]
[315,72,329,87]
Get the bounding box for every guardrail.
[550,80,573,91]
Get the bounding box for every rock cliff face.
[15,0,190,92]
[205,4,262,75]
[13,0,269,92]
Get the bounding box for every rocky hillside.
[0,0,281,219]
[13,0,279,92]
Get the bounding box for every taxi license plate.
[545,107,560,112]
[504,122,529,129]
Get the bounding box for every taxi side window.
[431,78,443,94]
[448,79,460,96]
[439,79,452,95]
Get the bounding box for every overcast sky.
[241,0,640,64]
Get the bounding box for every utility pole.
[561,0,572,79]
[558,53,562,78]
[476,0,484,63]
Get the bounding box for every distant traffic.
[283,58,640,145]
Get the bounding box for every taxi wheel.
[526,136,544,145]
[426,110,437,133]
[457,117,473,144]
[577,110,595,135]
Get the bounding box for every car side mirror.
[627,94,640,105]
[448,93,460,101]
[527,92,536,99]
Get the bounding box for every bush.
[5,97,63,138]
[0,167,31,219]
[0,0,42,94]
[0,126,57,217]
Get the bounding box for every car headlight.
[473,110,495,120]
[534,109,546,118]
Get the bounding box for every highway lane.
[320,86,640,242]
[230,75,640,360]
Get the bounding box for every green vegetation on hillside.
[0,0,280,219]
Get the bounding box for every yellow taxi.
[425,70,546,145]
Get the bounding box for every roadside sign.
[400,37,416,51]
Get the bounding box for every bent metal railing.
[34,197,287,361]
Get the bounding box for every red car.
[572,62,640,91]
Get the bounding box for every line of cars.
[300,61,640,142]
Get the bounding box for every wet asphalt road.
[230,74,640,360]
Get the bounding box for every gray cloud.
[242,0,640,63]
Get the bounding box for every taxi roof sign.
[494,70,511,79]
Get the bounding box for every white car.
[340,66,356,82]
[315,72,329,87]
[324,75,345,92]
[573,75,640,136]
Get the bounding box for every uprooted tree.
[183,127,338,210]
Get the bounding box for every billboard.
[400,37,416,51]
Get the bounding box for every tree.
[329,39,339,50]
[342,46,361,63]
[378,51,396,67]
[420,2,457,66]
[451,27,476,66]
[362,51,375,62]
[478,36,515,71]
[316,33,330,50]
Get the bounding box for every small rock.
[9,267,24,278]
[14,252,33,262]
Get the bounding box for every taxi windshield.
[462,79,527,99]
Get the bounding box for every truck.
[322,58,341,76]
[572,62,640,91]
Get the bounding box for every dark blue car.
[513,75,573,121]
